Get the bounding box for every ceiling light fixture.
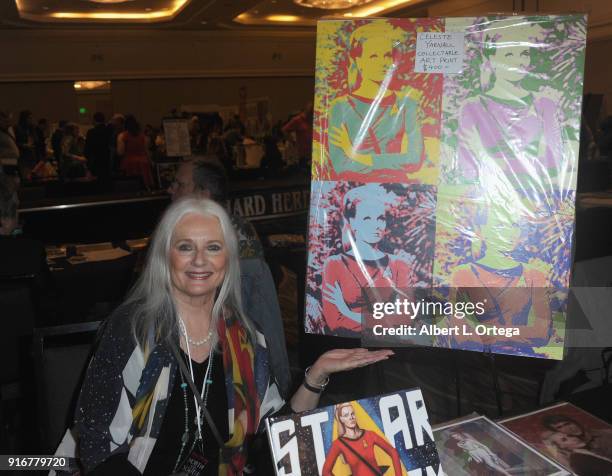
[294,0,375,9]
[88,0,135,3]
[344,0,412,17]
[46,0,188,21]
[73,80,111,90]
[266,14,301,22]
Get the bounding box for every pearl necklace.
[186,329,213,346]
[179,319,213,346]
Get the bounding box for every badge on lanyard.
[181,448,208,476]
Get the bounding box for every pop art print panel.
[312,19,444,185]
[306,181,436,337]
[439,15,586,194]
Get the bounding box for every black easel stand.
[485,347,504,417]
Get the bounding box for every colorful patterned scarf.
[218,315,260,475]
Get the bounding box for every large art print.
[500,402,612,475]
[266,388,442,475]
[306,15,587,360]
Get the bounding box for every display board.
[163,118,191,157]
[434,415,570,475]
[306,15,587,360]
[266,388,442,475]
[500,402,612,475]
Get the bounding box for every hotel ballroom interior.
[0,0,612,474]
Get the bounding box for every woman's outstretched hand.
[290,348,394,413]
[307,348,394,384]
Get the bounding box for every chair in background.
[33,321,102,452]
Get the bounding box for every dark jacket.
[84,124,111,179]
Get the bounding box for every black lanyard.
[170,343,225,449]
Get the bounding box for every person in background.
[51,120,68,165]
[189,115,204,153]
[0,111,19,175]
[108,113,125,174]
[282,102,313,170]
[0,173,57,316]
[34,118,50,162]
[260,135,284,177]
[143,123,158,160]
[168,158,291,397]
[117,114,153,190]
[154,123,166,158]
[14,110,37,179]
[60,123,88,179]
[85,112,112,186]
[169,158,263,258]
[222,115,245,167]
[207,123,231,173]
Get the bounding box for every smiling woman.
[65,197,393,475]
[170,215,227,311]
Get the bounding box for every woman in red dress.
[118,114,153,189]
[323,402,403,476]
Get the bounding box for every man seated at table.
[0,173,57,319]
[167,157,291,397]
[1,174,43,274]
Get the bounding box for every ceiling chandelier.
[293,0,377,9]
[85,0,135,3]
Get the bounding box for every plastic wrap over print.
[431,186,573,359]
[440,15,586,195]
[313,19,444,184]
[306,181,436,336]
[307,15,585,361]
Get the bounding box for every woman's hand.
[307,348,394,384]
[290,348,394,412]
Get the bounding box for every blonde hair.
[335,402,360,437]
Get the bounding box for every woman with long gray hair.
[72,197,392,475]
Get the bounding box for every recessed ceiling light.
[39,0,189,21]
[266,14,300,22]
[42,6,49,10]
[201,20,207,24]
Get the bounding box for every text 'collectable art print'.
[266,388,442,475]
[306,15,587,360]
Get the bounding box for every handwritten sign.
[414,32,464,74]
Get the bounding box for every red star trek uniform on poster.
[322,431,403,476]
[322,253,414,333]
